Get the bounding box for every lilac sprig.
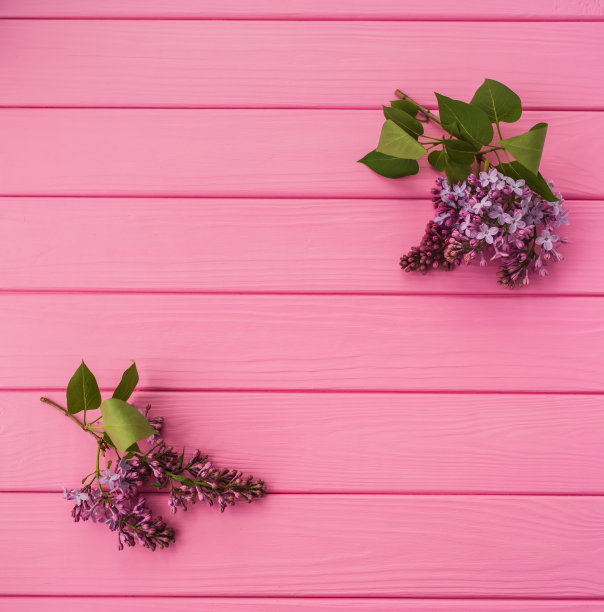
[360,80,569,286]
[60,403,266,550]
[126,444,266,513]
[42,361,266,551]
[400,170,568,288]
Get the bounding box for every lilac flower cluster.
[400,170,569,288]
[63,405,266,550]
[63,470,175,551]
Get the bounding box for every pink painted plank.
[1,493,603,596]
[1,0,602,20]
[4,391,604,493]
[0,110,599,198]
[5,598,604,611]
[0,294,603,392]
[0,21,601,108]
[0,197,592,294]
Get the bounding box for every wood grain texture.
[1,493,603,597]
[1,0,603,19]
[0,293,603,393]
[0,21,601,108]
[0,109,599,198]
[0,197,588,294]
[5,598,604,611]
[4,391,604,493]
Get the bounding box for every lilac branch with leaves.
[42,361,266,551]
[359,79,569,288]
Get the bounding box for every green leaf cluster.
[359,100,425,179]
[359,78,555,201]
[66,360,154,453]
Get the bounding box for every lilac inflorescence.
[400,170,569,288]
[63,482,176,551]
[63,405,266,550]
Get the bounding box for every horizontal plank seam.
[0,287,604,300]
[0,105,602,112]
[3,595,604,601]
[1,17,603,23]
[1,194,601,201]
[4,490,604,497]
[1,289,604,299]
[9,387,604,396]
[0,194,601,201]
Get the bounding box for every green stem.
[419,134,442,142]
[40,397,105,445]
[475,154,484,177]
[95,442,102,479]
[496,123,511,162]
[480,145,504,155]
[394,89,442,126]
[93,441,112,501]
[81,471,96,485]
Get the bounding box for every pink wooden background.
[1,1,604,610]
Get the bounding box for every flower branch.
[359,78,568,288]
[46,361,266,551]
[394,89,442,126]
[40,396,106,446]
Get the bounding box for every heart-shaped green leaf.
[428,149,447,172]
[497,123,548,175]
[390,99,418,117]
[376,120,426,160]
[66,361,101,414]
[444,159,472,185]
[359,150,420,178]
[496,161,557,202]
[435,93,493,148]
[102,430,141,454]
[470,78,522,124]
[382,105,424,139]
[100,398,155,453]
[444,138,477,164]
[112,361,139,402]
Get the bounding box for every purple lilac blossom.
[399,170,568,288]
[62,404,266,550]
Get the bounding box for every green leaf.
[497,123,547,175]
[376,120,426,160]
[112,361,139,402]
[435,93,493,148]
[496,160,557,202]
[444,159,472,185]
[390,99,418,116]
[66,361,102,414]
[427,148,472,184]
[103,432,114,448]
[428,149,447,172]
[443,138,477,165]
[358,150,419,178]
[100,398,156,454]
[382,105,424,138]
[470,78,522,124]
